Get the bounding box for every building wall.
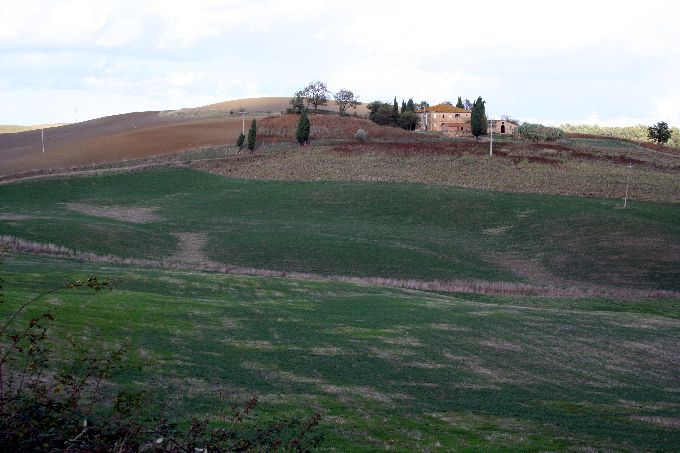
[418,111,471,134]
[490,120,518,135]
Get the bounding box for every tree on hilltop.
[648,121,672,145]
[333,89,360,116]
[289,90,306,114]
[302,81,330,112]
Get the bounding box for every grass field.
[2,253,679,451]
[1,168,679,292]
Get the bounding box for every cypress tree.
[470,96,487,138]
[392,97,399,117]
[247,119,257,151]
[456,97,464,109]
[406,98,415,112]
[296,110,311,145]
[401,100,406,114]
[236,132,245,148]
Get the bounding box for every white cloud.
[1,0,679,125]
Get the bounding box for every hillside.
[0,123,68,134]
[0,101,370,177]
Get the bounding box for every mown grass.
[1,168,679,290]
[2,254,679,451]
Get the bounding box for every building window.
[455,114,460,118]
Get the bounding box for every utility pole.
[41,128,45,153]
[240,110,247,135]
[623,164,632,208]
[489,116,493,156]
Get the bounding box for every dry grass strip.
[2,234,679,300]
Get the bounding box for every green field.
[1,168,679,291]
[2,254,679,451]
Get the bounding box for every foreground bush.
[517,123,564,142]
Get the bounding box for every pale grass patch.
[405,361,449,369]
[227,340,275,350]
[630,416,680,429]
[63,203,161,223]
[483,225,512,236]
[430,323,469,332]
[169,232,210,263]
[380,335,423,347]
[0,213,34,221]
[310,346,346,356]
[368,346,416,362]
[478,339,524,352]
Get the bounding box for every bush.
[354,129,367,142]
[518,123,564,142]
[236,132,245,149]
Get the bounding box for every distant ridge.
[0,123,69,134]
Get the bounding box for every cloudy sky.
[1,0,679,126]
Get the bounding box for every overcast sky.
[1,0,679,126]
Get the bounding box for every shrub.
[518,123,564,142]
[354,128,368,142]
[236,132,245,149]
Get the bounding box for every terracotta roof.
[416,104,470,114]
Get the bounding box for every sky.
[1,0,679,126]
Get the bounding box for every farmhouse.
[416,103,519,137]
[416,104,471,136]
[490,118,519,135]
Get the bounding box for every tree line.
[366,97,419,130]
[289,81,360,116]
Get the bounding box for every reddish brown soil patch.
[0,113,247,176]
[259,114,413,142]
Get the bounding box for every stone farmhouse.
[416,103,519,137]
[489,118,519,135]
[416,104,471,136]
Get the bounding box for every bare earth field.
[194,141,680,203]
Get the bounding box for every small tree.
[648,121,672,145]
[333,89,360,116]
[247,119,257,151]
[406,98,415,112]
[455,97,464,109]
[236,132,245,149]
[302,81,330,112]
[392,97,399,118]
[289,90,305,114]
[296,110,310,145]
[470,96,487,138]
